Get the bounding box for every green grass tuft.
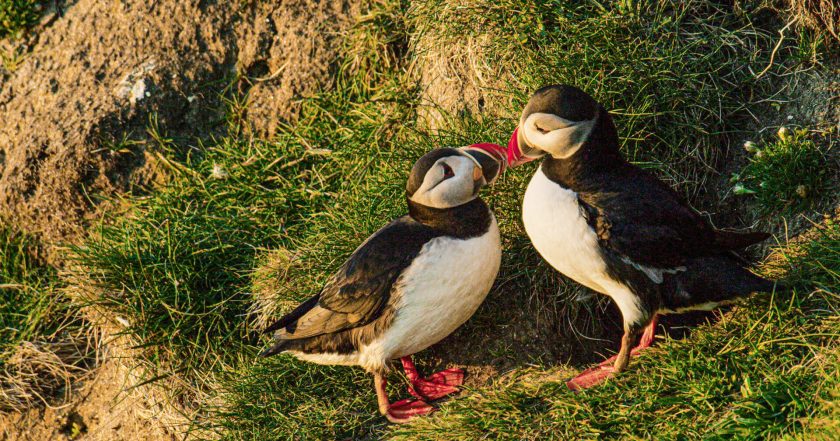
[410,0,800,199]
[731,127,837,215]
[0,224,59,360]
[0,0,42,38]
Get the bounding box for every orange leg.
[401,356,464,400]
[374,372,433,424]
[566,315,659,391]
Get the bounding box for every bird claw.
[566,364,617,391]
[386,398,434,423]
[407,368,464,400]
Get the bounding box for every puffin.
[505,84,776,390]
[260,144,508,422]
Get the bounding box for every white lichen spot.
[212,163,228,179]
[115,59,157,102]
[130,79,147,103]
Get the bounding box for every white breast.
[521,169,644,325]
[358,215,501,371]
[522,168,612,292]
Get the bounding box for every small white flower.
[796,185,807,198]
[212,163,229,179]
[786,115,794,121]
[743,140,758,153]
[755,150,765,159]
[777,126,790,141]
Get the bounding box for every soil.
[409,11,517,132]
[0,0,358,265]
[0,359,178,441]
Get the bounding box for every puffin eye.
[441,163,455,180]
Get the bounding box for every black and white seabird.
[260,146,507,422]
[506,84,776,390]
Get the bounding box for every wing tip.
[259,339,290,358]
[715,230,771,250]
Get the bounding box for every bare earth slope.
[0,0,357,264]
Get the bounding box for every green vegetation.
[60,0,835,439]
[0,224,88,412]
[732,127,837,215]
[410,0,791,197]
[0,0,42,38]
[0,224,59,360]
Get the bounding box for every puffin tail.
[734,270,778,296]
[714,230,771,251]
[680,255,779,305]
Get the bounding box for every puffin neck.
[406,197,491,239]
[541,106,624,190]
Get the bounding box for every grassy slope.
[63,0,837,439]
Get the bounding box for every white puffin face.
[520,112,597,160]
[409,154,484,209]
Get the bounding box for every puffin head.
[406,146,503,209]
[509,84,618,166]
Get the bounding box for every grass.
[0,0,42,38]
[59,0,834,439]
[0,224,89,411]
[387,220,840,440]
[731,127,837,215]
[0,224,59,360]
[409,0,799,199]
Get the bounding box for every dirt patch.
[0,358,178,441]
[407,2,517,131]
[0,326,96,413]
[236,0,360,137]
[0,0,358,265]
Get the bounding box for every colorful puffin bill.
[506,84,776,390]
[260,145,507,423]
